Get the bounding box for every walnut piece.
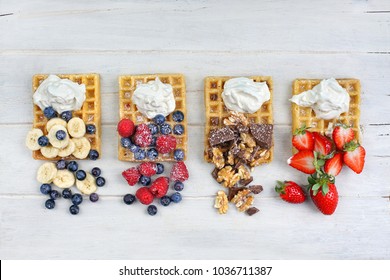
[237,165,251,180]
[223,111,249,126]
[217,166,240,188]
[214,191,228,214]
[241,133,256,148]
[231,189,254,212]
[212,147,225,169]
[249,149,269,167]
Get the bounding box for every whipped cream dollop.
[221,77,271,114]
[290,78,350,120]
[132,77,176,119]
[33,75,86,114]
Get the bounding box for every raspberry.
[117,119,135,138]
[170,161,189,182]
[156,135,177,154]
[133,124,152,147]
[138,162,157,177]
[136,187,154,205]
[149,177,169,198]
[122,167,141,186]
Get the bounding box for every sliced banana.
[72,137,91,159]
[53,170,75,189]
[37,162,57,184]
[46,118,67,132]
[68,117,86,138]
[40,145,59,158]
[25,128,44,151]
[58,139,76,157]
[48,124,69,149]
[76,173,97,195]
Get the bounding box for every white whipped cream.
[221,77,271,114]
[132,77,176,119]
[290,78,350,120]
[33,75,86,114]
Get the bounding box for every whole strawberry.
[117,118,135,138]
[138,162,157,177]
[170,161,189,182]
[122,167,141,186]
[309,175,338,215]
[149,177,169,198]
[133,124,152,148]
[275,181,306,204]
[136,187,154,205]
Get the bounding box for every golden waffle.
[292,79,361,153]
[118,74,187,162]
[32,74,101,160]
[204,76,274,164]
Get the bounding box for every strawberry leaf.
[312,183,321,191]
[308,176,316,185]
[322,183,329,195]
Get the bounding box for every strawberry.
[156,135,177,154]
[332,124,355,150]
[149,177,169,198]
[275,181,306,204]
[288,150,316,174]
[292,126,314,151]
[343,141,366,174]
[122,167,141,186]
[135,187,154,205]
[117,118,135,138]
[309,180,338,215]
[324,153,343,176]
[170,161,189,182]
[138,162,157,177]
[133,124,152,148]
[313,132,333,156]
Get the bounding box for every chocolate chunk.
[249,146,260,162]
[246,207,259,216]
[240,176,253,187]
[249,185,263,194]
[209,127,235,146]
[228,187,246,201]
[211,168,219,180]
[249,124,273,149]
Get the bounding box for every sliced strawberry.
[343,141,366,174]
[324,153,343,176]
[292,126,314,151]
[313,132,333,156]
[288,150,315,174]
[332,124,355,150]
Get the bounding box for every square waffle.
[204,76,274,164]
[292,79,361,153]
[118,74,187,162]
[32,73,101,160]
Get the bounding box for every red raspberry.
[133,124,152,147]
[138,162,157,177]
[136,187,154,205]
[156,135,177,154]
[117,118,135,138]
[122,167,141,186]
[149,177,169,198]
[170,161,189,182]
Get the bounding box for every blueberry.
[96,177,106,187]
[56,130,66,140]
[160,123,172,135]
[40,184,51,195]
[134,149,146,160]
[156,163,164,174]
[153,114,166,125]
[139,175,151,186]
[148,123,159,135]
[69,205,79,215]
[173,181,184,192]
[160,196,171,206]
[76,170,86,180]
[67,161,78,172]
[89,193,99,202]
[89,149,99,160]
[60,111,72,122]
[71,193,83,205]
[50,190,60,200]
[91,167,101,177]
[172,111,184,122]
[173,124,184,135]
[150,136,157,147]
[173,149,185,161]
[147,148,158,160]
[38,135,49,147]
[62,188,72,199]
[56,159,67,170]
[123,194,136,205]
[43,107,57,119]
[129,144,140,153]
[147,205,158,216]
[121,137,132,148]
[170,192,182,203]
[45,199,55,209]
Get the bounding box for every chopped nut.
[231,189,254,212]
[226,152,235,165]
[217,166,240,188]
[223,111,249,126]
[241,133,256,148]
[214,190,228,214]
[212,148,225,169]
[237,165,251,180]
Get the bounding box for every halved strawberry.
[288,150,315,174]
[292,126,314,151]
[343,141,366,174]
[324,153,343,176]
[313,132,332,156]
[332,124,355,150]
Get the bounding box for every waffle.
[292,79,361,153]
[118,74,187,162]
[204,76,274,164]
[32,74,101,160]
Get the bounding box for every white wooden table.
[1,0,390,260]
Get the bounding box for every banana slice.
[48,124,69,149]
[37,162,57,184]
[72,137,91,159]
[26,128,44,151]
[53,170,75,189]
[58,139,76,157]
[68,117,86,138]
[46,118,67,132]
[40,145,59,158]
[76,173,97,195]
